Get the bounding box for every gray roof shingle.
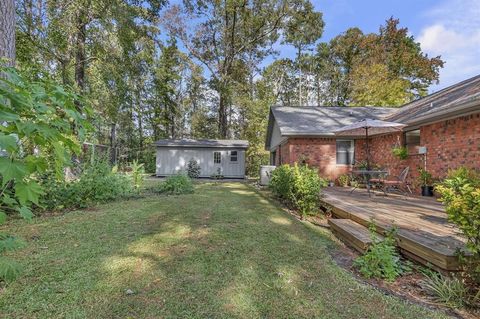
[386,74,480,124]
[271,106,397,136]
[154,139,249,148]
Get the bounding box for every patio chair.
[370,167,413,196]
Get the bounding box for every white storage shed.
[155,139,249,178]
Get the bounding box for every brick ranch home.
[265,75,480,187]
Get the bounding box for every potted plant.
[392,146,408,160]
[418,168,434,196]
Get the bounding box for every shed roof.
[154,139,249,149]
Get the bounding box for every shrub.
[129,160,145,190]
[337,174,350,187]
[187,159,201,179]
[421,270,468,308]
[354,222,410,282]
[436,167,480,287]
[269,164,326,219]
[157,174,194,195]
[40,161,133,210]
[269,164,295,200]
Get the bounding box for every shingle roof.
[154,139,249,148]
[387,74,480,124]
[271,106,397,136]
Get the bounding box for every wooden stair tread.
[328,219,383,253]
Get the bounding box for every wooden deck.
[322,187,468,271]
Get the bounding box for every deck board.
[322,187,467,271]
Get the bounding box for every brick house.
[265,75,480,188]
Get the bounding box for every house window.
[404,129,420,147]
[230,150,238,162]
[336,140,354,165]
[213,151,221,164]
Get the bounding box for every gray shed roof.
[386,74,480,125]
[154,139,249,149]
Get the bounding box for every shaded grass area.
[0,182,450,318]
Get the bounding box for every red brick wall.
[273,137,352,180]
[355,112,480,188]
[271,112,480,186]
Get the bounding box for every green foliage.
[157,174,194,195]
[269,164,326,219]
[422,270,468,309]
[392,146,408,160]
[337,174,350,187]
[129,160,145,190]
[418,168,433,186]
[354,223,410,282]
[40,161,133,211]
[186,159,201,179]
[436,168,480,286]
[0,66,91,281]
[210,168,224,181]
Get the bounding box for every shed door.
[213,151,222,175]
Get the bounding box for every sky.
[277,0,480,92]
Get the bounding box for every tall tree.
[283,0,323,105]
[0,0,15,65]
[163,0,290,138]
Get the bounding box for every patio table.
[350,170,389,196]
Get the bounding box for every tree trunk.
[218,91,228,138]
[74,11,87,93]
[0,0,16,66]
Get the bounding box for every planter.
[421,185,434,197]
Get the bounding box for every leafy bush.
[269,164,295,200]
[187,159,201,178]
[0,66,91,281]
[418,168,433,186]
[421,270,468,308]
[157,174,194,195]
[338,174,350,187]
[269,164,326,219]
[129,160,145,190]
[354,222,410,282]
[436,167,480,287]
[40,161,133,210]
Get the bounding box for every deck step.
[328,219,383,253]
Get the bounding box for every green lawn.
[0,182,450,318]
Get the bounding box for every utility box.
[259,165,276,186]
[418,146,427,155]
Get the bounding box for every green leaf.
[0,211,6,225]
[15,182,43,206]
[17,206,34,220]
[0,158,27,185]
[0,133,18,153]
[0,109,20,121]
[25,155,47,173]
[2,194,17,206]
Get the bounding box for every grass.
[0,181,451,318]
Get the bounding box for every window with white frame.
[336,140,354,165]
[230,150,238,162]
[213,151,221,164]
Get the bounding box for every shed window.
[230,151,238,162]
[213,151,221,164]
[404,129,420,147]
[336,140,354,165]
